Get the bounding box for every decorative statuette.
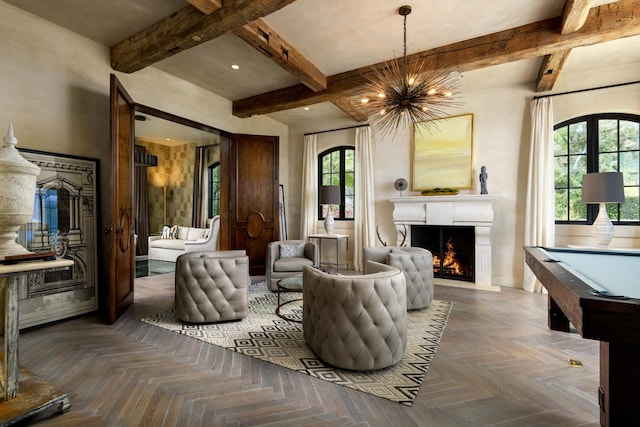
[0,124,41,259]
[479,165,488,194]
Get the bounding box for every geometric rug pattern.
[140,281,452,406]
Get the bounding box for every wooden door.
[108,74,135,323]
[225,134,279,276]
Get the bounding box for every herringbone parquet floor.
[14,274,600,426]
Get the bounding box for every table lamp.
[581,172,624,248]
[319,185,340,234]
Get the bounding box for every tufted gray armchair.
[302,261,407,371]
[266,240,319,291]
[363,246,434,310]
[175,250,250,323]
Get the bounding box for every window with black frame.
[207,162,220,218]
[554,113,640,224]
[317,146,355,221]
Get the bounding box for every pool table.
[524,246,640,427]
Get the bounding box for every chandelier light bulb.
[427,88,437,95]
[361,98,369,104]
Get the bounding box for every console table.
[308,233,349,273]
[0,258,73,425]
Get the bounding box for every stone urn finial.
[4,124,17,147]
[0,124,41,259]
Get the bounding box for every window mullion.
[566,142,572,222]
[339,149,346,219]
[587,117,597,223]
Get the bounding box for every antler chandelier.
[362,5,462,136]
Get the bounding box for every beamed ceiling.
[6,0,640,126]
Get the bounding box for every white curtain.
[524,97,555,292]
[354,126,376,271]
[300,134,318,240]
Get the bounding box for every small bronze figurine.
[479,166,488,194]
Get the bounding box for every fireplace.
[389,194,498,289]
[412,225,475,282]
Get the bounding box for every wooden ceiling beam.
[111,0,297,73]
[233,19,327,91]
[233,0,640,118]
[536,50,572,92]
[331,98,369,122]
[561,0,595,34]
[186,0,222,15]
[535,0,594,92]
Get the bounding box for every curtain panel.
[354,126,376,271]
[524,98,555,292]
[135,165,150,255]
[192,146,207,228]
[300,134,318,240]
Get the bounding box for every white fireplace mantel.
[389,195,499,290]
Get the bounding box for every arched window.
[554,113,640,224]
[207,162,220,218]
[317,146,355,220]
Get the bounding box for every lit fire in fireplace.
[432,239,467,276]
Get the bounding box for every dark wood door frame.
[108,74,136,324]
[108,79,280,320]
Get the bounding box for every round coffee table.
[276,275,303,323]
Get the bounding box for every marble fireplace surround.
[389,195,499,291]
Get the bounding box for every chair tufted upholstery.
[363,246,434,310]
[175,250,250,323]
[266,240,319,291]
[302,261,407,371]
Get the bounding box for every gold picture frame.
[412,113,473,190]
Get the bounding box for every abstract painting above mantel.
[412,113,473,190]
[16,150,99,329]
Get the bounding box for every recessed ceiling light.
[165,138,171,141]
[231,64,240,70]
[192,35,202,42]
[303,107,310,111]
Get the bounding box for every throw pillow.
[161,226,179,239]
[279,243,305,259]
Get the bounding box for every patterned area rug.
[140,281,452,406]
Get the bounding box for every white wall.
[288,72,640,289]
[0,1,288,291]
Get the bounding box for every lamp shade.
[581,172,625,204]
[319,185,340,205]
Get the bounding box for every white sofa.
[148,216,220,262]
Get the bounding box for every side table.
[308,233,349,273]
[0,258,73,425]
[276,276,303,323]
